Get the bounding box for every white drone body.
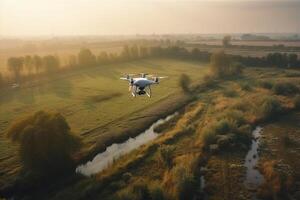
[120,73,167,97]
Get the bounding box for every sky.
[0,0,300,36]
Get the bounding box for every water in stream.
[76,113,178,176]
[244,126,264,191]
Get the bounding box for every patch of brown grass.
[257,160,294,199]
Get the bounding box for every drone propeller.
[152,76,168,83]
[157,76,168,79]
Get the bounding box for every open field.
[189,40,300,47]
[185,44,300,58]
[39,66,300,200]
[0,58,208,186]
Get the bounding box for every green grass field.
[0,58,208,184]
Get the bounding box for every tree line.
[1,45,300,88]
[5,55,60,84]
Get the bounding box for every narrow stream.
[244,126,264,191]
[76,112,178,176]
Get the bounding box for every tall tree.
[131,45,139,59]
[68,55,78,68]
[121,45,131,61]
[139,46,149,58]
[6,111,81,175]
[0,73,4,88]
[97,51,109,64]
[288,53,298,68]
[33,55,42,74]
[24,55,33,75]
[42,55,60,73]
[78,48,96,67]
[7,57,24,83]
[210,50,231,77]
[222,35,232,47]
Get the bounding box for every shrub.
[260,97,282,120]
[223,88,238,97]
[232,99,251,112]
[122,172,132,182]
[214,119,237,134]
[294,95,300,110]
[202,74,215,88]
[229,62,243,76]
[202,115,251,150]
[221,110,246,127]
[6,111,81,175]
[272,82,299,96]
[258,80,273,89]
[240,82,252,91]
[179,74,191,93]
[202,128,218,146]
[158,145,176,169]
[202,119,237,147]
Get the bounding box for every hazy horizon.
[1,0,300,36]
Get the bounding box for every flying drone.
[120,73,167,97]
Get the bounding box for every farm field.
[189,40,300,47]
[185,45,300,58]
[0,58,208,186]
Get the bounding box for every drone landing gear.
[131,86,151,98]
[146,86,151,98]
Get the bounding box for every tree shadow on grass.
[47,79,74,99]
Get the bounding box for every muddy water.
[244,126,264,191]
[76,112,178,176]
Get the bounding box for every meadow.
[28,64,299,200]
[0,58,208,186]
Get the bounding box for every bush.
[179,74,191,93]
[240,82,252,91]
[202,128,218,146]
[294,95,300,110]
[272,82,299,96]
[223,88,238,97]
[220,110,246,127]
[258,80,274,89]
[6,111,81,175]
[202,74,215,88]
[202,114,251,150]
[158,145,176,169]
[260,97,282,120]
[122,172,132,182]
[229,62,243,76]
